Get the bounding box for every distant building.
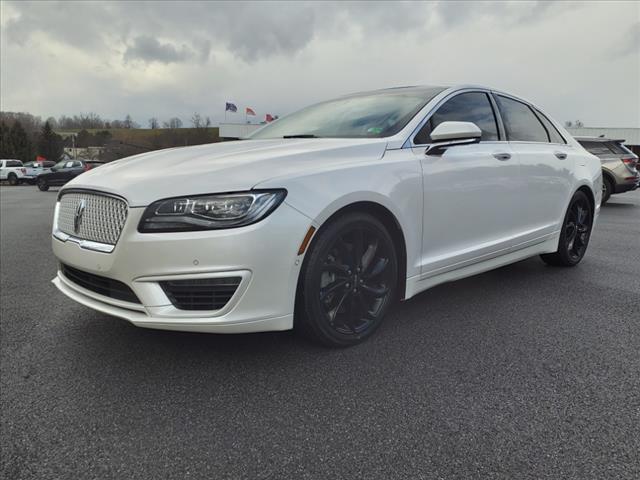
[567,127,640,155]
[63,146,105,159]
[219,123,262,139]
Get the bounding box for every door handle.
[555,151,567,160]
[492,152,511,161]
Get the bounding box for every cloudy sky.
[1,0,638,127]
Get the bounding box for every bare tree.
[163,117,183,129]
[205,116,211,127]
[191,113,203,128]
[148,117,159,129]
[123,114,134,129]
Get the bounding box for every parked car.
[50,85,601,347]
[23,160,56,184]
[36,159,104,191]
[0,159,27,185]
[576,137,639,204]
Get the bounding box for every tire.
[37,178,49,191]
[540,190,593,267]
[297,212,398,347]
[602,176,613,205]
[8,173,18,186]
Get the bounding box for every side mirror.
[425,121,482,156]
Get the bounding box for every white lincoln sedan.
[51,85,601,346]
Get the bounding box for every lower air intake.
[160,277,242,311]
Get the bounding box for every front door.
[412,91,525,277]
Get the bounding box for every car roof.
[341,85,448,99]
[574,136,626,143]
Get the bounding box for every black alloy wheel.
[37,178,49,191]
[298,212,398,347]
[541,190,593,267]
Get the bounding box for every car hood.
[64,138,388,206]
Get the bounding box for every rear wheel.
[8,173,18,186]
[297,212,398,347]
[37,178,49,191]
[540,190,593,267]
[602,176,613,205]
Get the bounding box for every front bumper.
[52,202,313,333]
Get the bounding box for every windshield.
[250,88,444,139]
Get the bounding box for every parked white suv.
[50,85,602,346]
[0,159,27,185]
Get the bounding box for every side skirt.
[403,233,560,300]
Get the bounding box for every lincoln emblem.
[74,199,86,234]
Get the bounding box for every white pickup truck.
[23,161,55,184]
[0,159,27,185]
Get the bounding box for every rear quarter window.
[606,142,629,155]
[495,95,549,143]
[579,141,614,157]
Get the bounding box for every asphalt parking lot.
[1,185,639,479]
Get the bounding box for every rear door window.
[414,92,500,144]
[495,95,549,143]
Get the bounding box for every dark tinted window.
[534,109,566,144]
[414,92,499,144]
[579,141,614,157]
[495,95,549,142]
[606,142,628,155]
[6,160,23,167]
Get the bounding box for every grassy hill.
[56,127,220,148]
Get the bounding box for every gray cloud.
[124,36,192,64]
[1,1,638,128]
[616,22,640,57]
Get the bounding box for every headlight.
[138,190,287,232]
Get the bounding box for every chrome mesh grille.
[57,191,128,245]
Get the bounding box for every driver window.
[414,92,500,144]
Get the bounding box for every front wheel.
[8,173,18,186]
[37,178,49,191]
[297,212,398,347]
[541,190,593,267]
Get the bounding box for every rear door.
[414,91,523,275]
[493,94,574,241]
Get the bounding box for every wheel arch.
[601,169,615,189]
[576,184,596,215]
[298,200,409,302]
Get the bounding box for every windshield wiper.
[282,134,319,139]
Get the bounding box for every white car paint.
[50,85,602,334]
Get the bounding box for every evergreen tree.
[9,121,30,161]
[0,121,13,158]
[38,121,64,161]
